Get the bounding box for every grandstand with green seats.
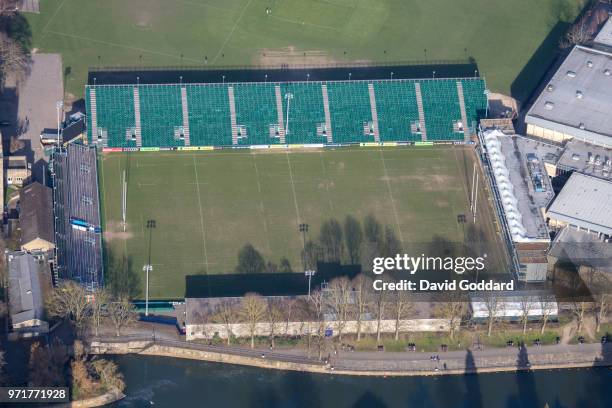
[86,77,487,148]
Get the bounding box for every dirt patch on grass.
[255,46,338,67]
[382,174,454,188]
[104,221,134,241]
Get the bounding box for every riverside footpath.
[87,335,612,377]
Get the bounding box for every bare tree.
[212,300,237,345]
[391,287,414,340]
[239,293,267,349]
[595,294,609,334]
[373,286,387,343]
[107,297,137,336]
[560,16,592,49]
[539,295,555,335]
[434,293,467,340]
[352,274,372,341]
[91,289,111,337]
[266,298,283,349]
[0,38,30,87]
[326,277,352,342]
[308,290,327,360]
[28,340,68,387]
[518,296,533,335]
[46,281,90,333]
[589,269,611,333]
[91,359,125,393]
[71,341,96,398]
[280,297,296,336]
[570,301,589,334]
[482,293,503,337]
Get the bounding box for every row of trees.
[200,275,609,356]
[46,281,137,337]
[199,274,464,354]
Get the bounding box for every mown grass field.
[100,146,507,299]
[26,0,585,99]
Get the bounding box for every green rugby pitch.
[100,146,508,299]
[27,0,585,100]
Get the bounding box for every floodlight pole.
[144,219,156,316]
[299,223,309,272]
[470,162,476,212]
[143,264,152,316]
[56,100,63,147]
[305,270,315,297]
[473,172,479,223]
[285,93,293,135]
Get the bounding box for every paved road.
[0,54,63,183]
[92,320,611,374]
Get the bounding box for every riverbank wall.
[88,338,612,377]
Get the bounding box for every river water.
[109,355,611,407]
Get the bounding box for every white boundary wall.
[186,319,451,341]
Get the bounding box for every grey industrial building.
[525,44,612,147]
[546,172,612,238]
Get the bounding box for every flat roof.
[594,17,612,48]
[481,130,552,242]
[555,139,612,179]
[547,172,612,235]
[548,227,612,271]
[525,46,612,145]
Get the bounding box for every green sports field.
[27,0,585,99]
[100,146,508,299]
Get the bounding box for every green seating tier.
[279,82,326,144]
[374,81,420,142]
[186,84,233,146]
[86,78,488,147]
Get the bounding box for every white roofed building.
[479,127,553,282]
[469,293,558,323]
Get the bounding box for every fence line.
[88,59,475,73]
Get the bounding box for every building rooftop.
[480,129,553,242]
[555,139,612,179]
[594,17,612,49]
[525,46,612,146]
[548,227,612,272]
[546,172,612,235]
[8,251,47,325]
[6,156,27,169]
[20,182,54,247]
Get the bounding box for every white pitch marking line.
[252,155,272,253]
[285,151,302,225]
[212,0,254,64]
[192,155,211,273]
[379,149,405,244]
